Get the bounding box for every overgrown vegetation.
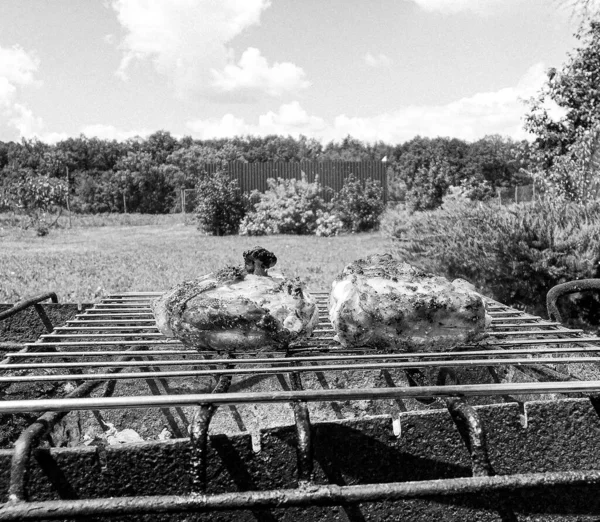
[331,175,385,232]
[0,131,536,227]
[0,172,67,236]
[385,199,600,315]
[195,171,248,236]
[239,176,331,236]
[239,175,384,236]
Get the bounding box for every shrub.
[0,171,67,233]
[331,175,385,232]
[386,199,600,316]
[195,171,247,235]
[315,211,344,237]
[239,175,330,235]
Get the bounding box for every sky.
[0,0,588,145]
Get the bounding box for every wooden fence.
[203,161,389,203]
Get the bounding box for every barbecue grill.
[2,287,600,521]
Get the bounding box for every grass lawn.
[0,219,392,303]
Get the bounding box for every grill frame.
[2,290,600,520]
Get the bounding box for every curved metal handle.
[0,292,58,322]
[546,279,600,323]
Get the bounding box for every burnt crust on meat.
[329,253,489,352]
[152,247,318,353]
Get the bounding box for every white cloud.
[211,47,310,98]
[364,52,392,68]
[80,124,153,141]
[0,45,46,140]
[0,46,38,86]
[187,63,548,143]
[110,0,308,99]
[409,0,510,15]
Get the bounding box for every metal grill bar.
[3,380,600,414]
[1,356,598,385]
[1,470,600,521]
[5,344,600,361]
[3,355,600,373]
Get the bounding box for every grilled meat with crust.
[152,247,319,353]
[329,254,489,351]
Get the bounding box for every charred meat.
[152,247,319,353]
[329,253,489,351]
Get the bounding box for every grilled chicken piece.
[152,247,319,353]
[329,254,489,351]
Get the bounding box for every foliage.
[387,199,600,315]
[0,131,537,216]
[239,175,330,235]
[525,21,600,167]
[195,171,248,236]
[389,135,534,209]
[534,122,600,202]
[315,211,344,237]
[331,175,385,232]
[0,169,67,234]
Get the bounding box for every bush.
[195,171,247,235]
[386,199,600,316]
[0,171,67,233]
[240,175,330,235]
[332,175,385,232]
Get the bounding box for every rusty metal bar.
[0,292,58,322]
[53,326,159,331]
[1,470,600,520]
[547,279,600,323]
[289,368,314,485]
[4,380,600,414]
[14,336,600,350]
[6,343,600,362]
[4,356,600,383]
[189,373,232,493]
[446,398,494,477]
[36,329,585,339]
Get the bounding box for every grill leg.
[289,370,314,486]
[438,368,518,522]
[189,372,232,494]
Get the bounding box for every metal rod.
[5,355,600,381]
[4,380,600,414]
[288,367,314,486]
[446,398,494,477]
[6,343,600,361]
[0,292,58,321]
[190,372,232,493]
[39,329,584,339]
[65,318,156,325]
[40,333,165,338]
[74,313,155,317]
[1,470,600,520]
[18,340,181,347]
[491,322,562,328]
[53,326,159,331]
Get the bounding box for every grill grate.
[3,291,600,521]
[2,291,600,413]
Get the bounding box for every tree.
[0,166,67,234]
[524,21,600,167]
[195,171,247,235]
[392,136,468,210]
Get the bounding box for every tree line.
[0,132,535,215]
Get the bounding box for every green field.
[0,217,392,303]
